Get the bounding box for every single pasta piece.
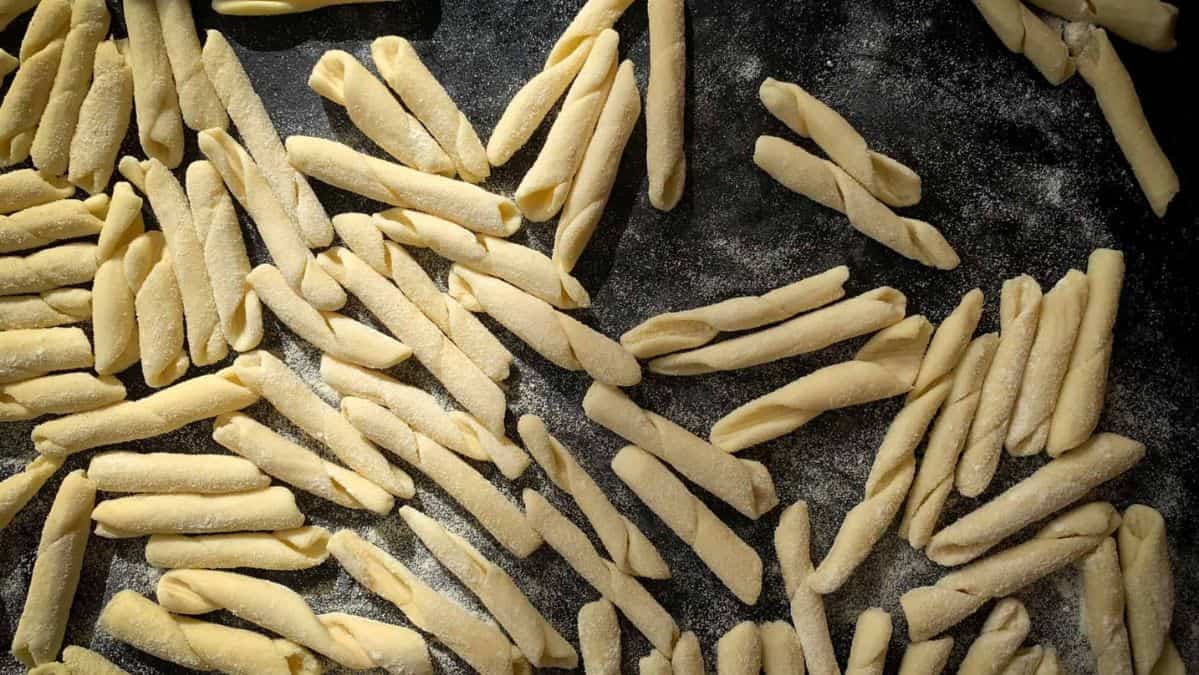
[213,0,391,13]
[1078,539,1133,675]
[123,0,183,167]
[515,29,619,221]
[186,160,263,352]
[583,381,778,519]
[640,649,672,675]
[672,632,706,675]
[0,289,92,330]
[1003,646,1064,675]
[27,646,129,675]
[448,265,640,387]
[145,527,331,570]
[0,243,98,297]
[212,412,395,515]
[1048,249,1124,455]
[1,194,106,255]
[99,590,322,675]
[92,486,304,538]
[774,501,839,675]
[759,78,921,207]
[646,0,686,210]
[910,289,985,402]
[372,36,489,183]
[759,621,804,675]
[92,182,142,375]
[518,414,669,579]
[613,445,762,604]
[202,30,332,248]
[124,231,189,387]
[898,638,953,675]
[1026,0,1178,51]
[0,456,63,530]
[0,48,13,80]
[0,326,92,384]
[623,265,849,360]
[86,450,269,494]
[0,373,126,422]
[68,40,133,194]
[958,598,1030,674]
[331,212,512,381]
[754,136,959,269]
[327,530,528,675]
[901,502,1120,641]
[400,507,577,669]
[487,0,636,166]
[31,366,259,457]
[246,263,412,369]
[232,350,414,498]
[523,489,680,655]
[929,432,1144,566]
[1119,505,1178,675]
[712,316,931,452]
[286,136,520,237]
[1006,270,1089,455]
[155,0,226,131]
[717,622,761,675]
[846,608,891,675]
[0,170,74,214]
[973,0,1076,85]
[957,275,1043,497]
[0,0,69,167]
[578,599,621,675]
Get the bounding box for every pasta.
[774,501,839,675]
[156,0,226,131]
[449,265,641,386]
[515,29,618,221]
[0,373,126,421]
[0,456,62,530]
[584,381,778,519]
[0,243,98,297]
[640,650,672,675]
[212,0,390,13]
[956,275,1042,497]
[898,638,953,675]
[86,450,269,494]
[1,194,107,255]
[91,182,142,374]
[125,231,190,386]
[0,170,74,214]
[400,507,577,669]
[0,327,93,384]
[672,632,706,675]
[203,30,333,248]
[92,487,305,538]
[1119,505,1178,675]
[327,530,529,675]
[0,47,14,79]
[759,621,804,675]
[973,0,1076,85]
[1004,646,1063,675]
[68,40,133,195]
[712,315,932,452]
[123,0,183,167]
[755,135,959,269]
[579,599,621,675]
[716,622,761,675]
[646,0,686,211]
[0,288,92,330]
[10,470,95,667]
[622,265,849,359]
[1026,0,1178,51]
[27,646,129,675]
[759,78,921,207]
[555,59,640,272]
[958,598,1030,674]
[0,0,69,167]
[846,608,891,675]
[145,527,331,570]
[613,445,762,604]
[1079,538,1133,675]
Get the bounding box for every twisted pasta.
[1119,505,1179,675]
[846,608,891,675]
[0,193,106,254]
[1026,0,1177,51]
[124,0,183,167]
[759,622,804,675]
[145,527,331,571]
[212,0,389,14]
[68,40,133,195]
[579,599,621,675]
[0,373,126,422]
[716,622,761,675]
[0,0,68,167]
[0,327,93,384]
[0,456,63,530]
[898,638,953,675]
[646,0,686,210]
[124,231,189,386]
[0,243,98,298]
[91,182,142,374]
[958,598,1030,675]
[92,487,305,538]
[156,0,226,131]
[672,632,706,675]
[1079,538,1133,675]
[87,450,269,494]
[0,170,74,214]
[973,0,1075,84]
[774,501,839,675]
[0,289,92,331]
[26,646,128,675]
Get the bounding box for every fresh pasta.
[0,289,91,331]
[0,327,93,384]
[0,243,98,298]
[125,231,190,386]
[579,599,621,675]
[92,182,142,375]
[774,501,838,675]
[85,450,270,494]
[123,0,184,167]
[92,486,305,538]
[0,194,107,254]
[156,0,227,131]
[973,0,1076,84]
[958,598,1030,674]
[68,40,133,194]
[1079,538,1133,675]
[846,608,891,675]
[0,373,126,422]
[145,527,331,570]
[646,0,686,210]
[0,0,69,167]
[0,456,63,530]
[0,170,74,214]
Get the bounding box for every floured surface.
[1,0,1196,672]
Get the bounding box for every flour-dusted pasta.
[86,450,269,494]
[212,0,388,14]
[146,527,331,570]
[93,487,304,538]
[774,502,839,675]
[0,456,62,530]
[327,530,527,675]
[759,78,921,207]
[640,649,672,675]
[99,590,322,675]
[0,0,69,167]
[846,608,891,675]
[1027,0,1177,51]
[124,231,189,386]
[1004,646,1064,675]
[31,366,259,457]
[123,0,183,167]
[1,194,107,254]
[0,243,98,297]
[68,40,133,194]
[0,373,126,422]
[579,599,621,675]
[898,638,953,675]
[449,265,640,386]
[759,622,804,675]
[0,327,92,384]
[0,47,14,80]
[1119,505,1179,675]
[524,490,680,655]
[929,433,1144,565]
[90,183,141,374]
[203,30,332,248]
[649,286,905,375]
[902,502,1120,641]
[0,289,91,330]
[27,646,129,675]
[584,381,778,519]
[212,412,395,514]
[673,632,706,675]
[516,29,618,221]
[958,598,1030,675]
[613,445,762,604]
[974,0,1076,84]
[10,470,95,667]
[644,0,687,210]
[156,0,226,131]
[0,170,74,214]
[717,622,761,675]
[1078,539,1133,675]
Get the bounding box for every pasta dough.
[579,599,621,675]
[372,36,490,183]
[928,432,1144,565]
[901,502,1120,641]
[957,275,1042,497]
[1,194,106,254]
[449,265,640,386]
[1026,0,1178,51]
[898,638,953,675]
[146,527,331,570]
[754,136,959,269]
[0,170,74,214]
[0,289,91,330]
[27,646,129,675]
[646,0,686,210]
[1079,538,1133,675]
[0,326,93,384]
[584,381,778,519]
[327,530,529,675]
[86,450,269,494]
[759,78,921,207]
[0,243,98,297]
[774,501,839,675]
[717,622,761,675]
[712,315,931,452]
[0,373,126,421]
[846,608,891,675]
[156,0,226,131]
[400,507,577,669]
[0,456,62,530]
[92,486,305,538]
[11,470,95,667]
[958,598,1030,674]
[68,40,133,195]
[613,445,762,604]
[518,414,669,579]
[125,231,190,386]
[123,0,183,167]
[973,0,1076,85]
[649,286,905,375]
[0,0,68,167]
[760,621,804,675]
[1119,505,1178,675]
[92,182,142,375]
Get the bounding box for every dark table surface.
[2,0,1197,672]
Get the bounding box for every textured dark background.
[2,0,1197,672]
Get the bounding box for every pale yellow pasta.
[0,289,91,330]
[317,613,436,675]
[974,0,1075,84]
[613,445,762,604]
[717,622,761,675]
[0,194,106,254]
[0,0,69,167]
[673,632,706,675]
[0,170,74,214]
[579,599,621,675]
[774,502,839,675]
[86,450,269,494]
[91,182,142,374]
[515,29,618,221]
[1119,505,1178,675]
[645,0,686,211]
[92,486,305,538]
[212,412,395,514]
[0,326,92,384]
[124,231,189,387]
[146,527,331,570]
[156,0,226,131]
[0,243,98,297]
[1027,0,1177,51]
[11,470,95,668]
[28,646,129,675]
[959,598,1030,675]
[846,608,891,675]
[1079,539,1133,675]
[0,456,63,530]
[31,366,259,457]
[755,135,959,269]
[0,48,13,81]
[898,638,953,675]
[99,590,322,675]
[0,373,126,421]
[640,649,672,675]
[124,0,183,167]
[213,0,391,14]
[759,621,803,675]
[68,40,133,195]
[202,30,332,248]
